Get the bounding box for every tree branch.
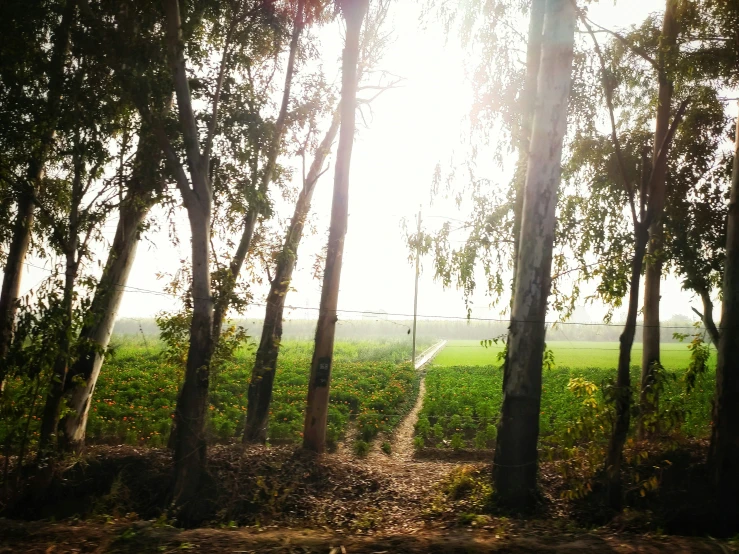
[149,119,196,208]
[581,15,638,226]
[582,14,659,71]
[644,96,690,226]
[162,0,204,191]
[203,14,237,165]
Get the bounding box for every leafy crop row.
[414,364,715,450]
[2,339,423,450]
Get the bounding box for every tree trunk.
[160,0,215,519]
[511,0,545,281]
[37,151,83,457]
[0,194,35,367]
[492,0,576,511]
[211,0,305,348]
[244,113,340,443]
[171,203,213,513]
[302,0,368,453]
[698,288,720,347]
[640,0,680,435]
[57,133,161,452]
[708,111,739,535]
[606,224,649,510]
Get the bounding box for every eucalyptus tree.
[491,0,576,510]
[697,0,739,534]
[138,0,288,517]
[0,0,77,374]
[243,107,340,444]
[303,0,370,453]
[24,0,178,454]
[244,0,397,443]
[711,113,739,535]
[32,12,132,456]
[662,93,731,348]
[210,0,322,349]
[640,0,680,417]
[56,123,165,452]
[565,12,700,505]
[420,0,546,308]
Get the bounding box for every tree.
[576,15,690,507]
[244,112,339,443]
[710,110,739,536]
[492,0,576,510]
[302,0,370,453]
[152,0,253,517]
[57,124,164,452]
[244,0,396,444]
[25,0,132,459]
[640,0,680,436]
[663,91,730,348]
[0,0,76,376]
[420,0,547,311]
[210,0,310,349]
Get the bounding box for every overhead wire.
[20,260,715,330]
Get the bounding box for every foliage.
[1,340,420,449]
[353,440,370,457]
[674,330,711,393]
[414,353,715,451]
[0,276,96,460]
[426,466,493,518]
[155,309,250,374]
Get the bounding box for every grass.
[433,340,717,370]
[3,338,428,450]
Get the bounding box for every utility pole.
[412,207,421,367]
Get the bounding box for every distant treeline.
[112,316,705,344]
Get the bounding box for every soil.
[1,520,735,553]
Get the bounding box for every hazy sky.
[19,0,727,329]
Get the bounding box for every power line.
[21,260,715,330]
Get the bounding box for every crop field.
[433,340,717,369]
[5,339,429,449]
[415,341,716,450]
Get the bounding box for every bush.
[354,440,370,457]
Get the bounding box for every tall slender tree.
[709,110,739,535]
[244,0,395,443]
[303,0,370,453]
[578,16,690,507]
[640,0,681,435]
[57,124,164,452]
[155,0,234,516]
[492,0,576,510]
[210,0,308,348]
[244,112,339,443]
[0,0,76,373]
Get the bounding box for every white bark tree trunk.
[492,0,576,510]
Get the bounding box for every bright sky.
[19,0,725,329]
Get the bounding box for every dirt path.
[331,341,459,531]
[337,341,446,457]
[367,340,447,461]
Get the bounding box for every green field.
[433,340,716,369]
[416,339,717,449]
[3,339,429,450]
